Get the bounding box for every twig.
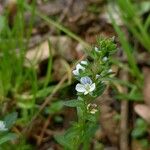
[22,74,68,134]
[37,115,51,145]
[119,70,129,150]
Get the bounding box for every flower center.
[85,84,91,92]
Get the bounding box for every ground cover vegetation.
[0,0,150,149]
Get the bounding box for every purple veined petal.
[89,83,96,92]
[80,76,92,85]
[72,69,79,75]
[75,84,86,92]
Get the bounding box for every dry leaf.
[134,67,150,124]
[134,104,150,124]
[25,36,75,67]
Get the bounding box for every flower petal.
[94,46,99,52]
[96,74,100,79]
[80,76,92,85]
[84,91,89,95]
[76,64,85,71]
[90,109,98,114]
[108,69,112,73]
[80,61,88,65]
[72,69,79,75]
[75,84,86,92]
[0,121,7,131]
[89,83,95,92]
[102,57,108,62]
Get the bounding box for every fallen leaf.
[134,104,150,124]
[25,36,75,67]
[134,67,150,124]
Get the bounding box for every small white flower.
[72,63,85,76]
[108,69,112,73]
[87,103,98,114]
[96,74,100,79]
[0,121,7,131]
[80,60,88,65]
[94,46,99,52]
[75,76,96,95]
[102,57,108,62]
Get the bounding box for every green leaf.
[93,83,106,97]
[0,133,17,145]
[54,134,69,149]
[82,123,98,149]
[116,93,143,101]
[132,118,148,139]
[86,114,97,122]
[45,101,64,114]
[4,112,18,129]
[36,86,54,98]
[44,40,53,88]
[77,106,84,121]
[54,126,81,150]
[63,99,83,107]
[0,16,5,32]
[17,101,34,109]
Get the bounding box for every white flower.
[102,57,108,62]
[94,46,99,52]
[96,74,100,79]
[87,103,98,114]
[80,60,88,65]
[72,63,85,76]
[108,69,112,73]
[75,76,96,95]
[0,121,7,131]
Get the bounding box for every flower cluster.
[56,37,117,149]
[72,61,88,76]
[0,120,7,131]
[72,37,116,113]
